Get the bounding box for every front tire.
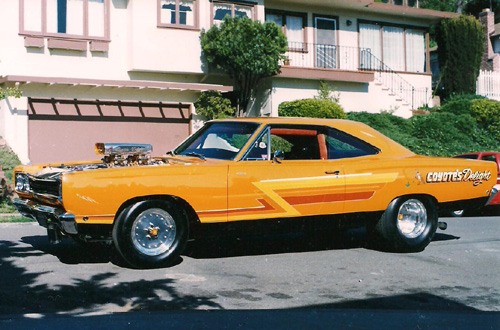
[112,199,188,268]
[372,196,437,252]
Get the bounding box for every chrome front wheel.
[113,200,188,268]
[131,208,177,256]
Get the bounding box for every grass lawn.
[0,199,17,213]
[0,199,34,222]
[0,216,34,223]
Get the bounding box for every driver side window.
[245,130,270,161]
[244,125,323,161]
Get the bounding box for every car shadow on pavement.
[18,226,462,266]
[19,230,363,266]
[20,235,127,266]
[186,227,370,259]
[432,232,461,242]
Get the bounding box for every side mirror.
[273,150,284,164]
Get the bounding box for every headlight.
[15,173,30,192]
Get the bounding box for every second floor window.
[159,0,197,28]
[359,22,426,73]
[266,11,305,47]
[212,1,254,26]
[21,0,108,40]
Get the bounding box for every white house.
[0,0,455,164]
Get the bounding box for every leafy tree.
[420,0,458,12]
[420,0,499,16]
[464,0,500,22]
[435,15,484,99]
[200,17,287,115]
[194,91,235,120]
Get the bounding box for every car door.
[227,124,346,222]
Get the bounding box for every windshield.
[173,122,260,160]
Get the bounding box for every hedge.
[278,99,346,119]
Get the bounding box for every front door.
[315,17,337,69]
[227,125,346,222]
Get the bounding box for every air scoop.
[95,143,155,167]
[95,143,153,156]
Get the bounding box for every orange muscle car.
[13,118,498,267]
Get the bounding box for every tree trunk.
[456,0,464,14]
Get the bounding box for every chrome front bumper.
[13,198,78,235]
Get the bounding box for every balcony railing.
[284,42,430,109]
[285,42,361,71]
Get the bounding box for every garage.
[27,97,191,163]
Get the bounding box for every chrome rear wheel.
[396,199,428,239]
[371,196,437,252]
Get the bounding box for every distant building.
[492,23,500,58]
[0,0,454,164]
[479,9,500,71]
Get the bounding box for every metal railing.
[285,42,360,71]
[359,49,430,109]
[283,42,430,109]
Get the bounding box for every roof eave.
[0,75,233,93]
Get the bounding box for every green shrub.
[278,99,346,119]
[409,112,497,156]
[194,91,235,120]
[441,96,500,142]
[470,98,500,141]
[347,112,420,151]
[0,199,17,213]
[346,112,410,137]
[440,93,485,115]
[0,144,21,181]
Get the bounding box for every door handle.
[325,170,340,175]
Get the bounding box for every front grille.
[29,176,61,198]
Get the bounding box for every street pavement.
[0,216,499,329]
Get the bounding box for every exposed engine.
[95,142,166,168]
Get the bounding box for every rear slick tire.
[112,199,188,268]
[373,196,438,253]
